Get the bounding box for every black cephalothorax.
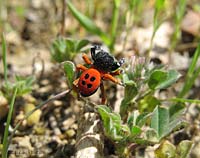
[91,46,124,72]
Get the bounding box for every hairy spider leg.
[82,53,92,65]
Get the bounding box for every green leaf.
[150,105,186,141]
[66,39,75,53]
[67,1,110,46]
[63,61,76,89]
[150,106,169,139]
[176,140,193,158]
[75,39,90,52]
[51,38,89,63]
[148,70,167,90]
[155,140,176,158]
[148,70,181,90]
[130,126,142,137]
[156,70,181,89]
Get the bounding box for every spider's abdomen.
[78,68,101,97]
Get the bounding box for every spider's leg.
[102,73,119,83]
[76,64,88,71]
[100,82,107,104]
[102,73,124,86]
[82,53,92,65]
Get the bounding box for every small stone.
[40,79,50,86]
[53,100,63,107]
[38,85,52,93]
[34,126,46,135]
[24,103,42,126]
[23,94,36,103]
[54,127,62,136]
[65,129,76,138]
[71,123,78,130]
[0,94,8,120]
[62,118,75,130]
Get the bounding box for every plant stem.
[169,97,200,105]
[2,88,18,158]
[178,44,200,98]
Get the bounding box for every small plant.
[50,37,89,63]
[1,34,34,158]
[96,55,192,157]
[61,46,193,157]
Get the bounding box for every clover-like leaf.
[150,106,169,140]
[148,70,181,90]
[150,105,186,141]
[148,70,167,90]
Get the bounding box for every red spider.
[73,45,124,104]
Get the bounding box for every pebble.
[65,129,76,138]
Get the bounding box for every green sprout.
[1,34,34,158]
[50,37,89,63]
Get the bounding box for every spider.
[73,45,124,104]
